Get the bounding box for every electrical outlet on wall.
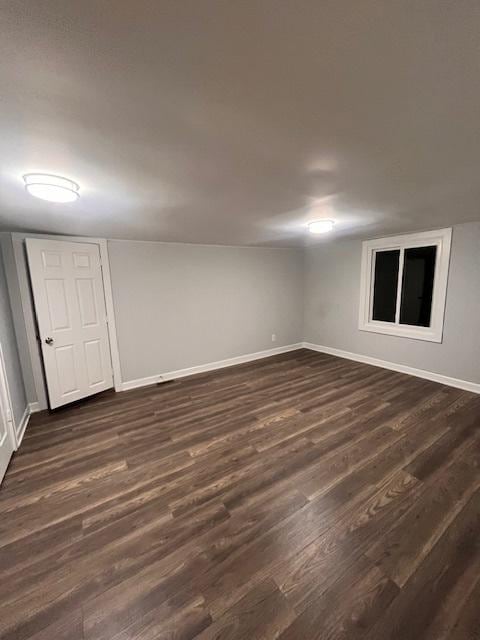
[271,334,277,342]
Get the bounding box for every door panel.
[55,345,80,395]
[45,279,71,330]
[76,278,98,327]
[26,239,114,409]
[84,339,105,386]
[73,252,91,268]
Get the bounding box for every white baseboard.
[15,405,31,449]
[120,343,303,392]
[302,342,480,394]
[29,401,41,413]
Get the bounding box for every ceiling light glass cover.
[23,174,80,203]
[308,219,335,234]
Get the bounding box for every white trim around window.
[358,228,452,343]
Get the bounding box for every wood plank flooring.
[1,349,479,640]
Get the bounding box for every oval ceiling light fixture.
[23,174,80,203]
[308,219,335,234]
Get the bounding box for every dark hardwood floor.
[1,349,479,640]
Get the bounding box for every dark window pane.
[399,246,437,327]
[372,250,400,322]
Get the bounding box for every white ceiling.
[1,1,480,247]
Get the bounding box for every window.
[358,228,452,342]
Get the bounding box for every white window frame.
[358,227,452,343]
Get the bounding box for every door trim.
[96,239,122,393]
[12,234,122,410]
[0,342,18,450]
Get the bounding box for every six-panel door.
[26,239,113,409]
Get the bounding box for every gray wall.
[4,223,479,409]
[0,241,28,425]
[304,221,480,384]
[108,240,304,382]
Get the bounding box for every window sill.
[358,321,443,343]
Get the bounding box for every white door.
[0,345,15,484]
[26,239,114,409]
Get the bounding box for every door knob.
[45,337,54,345]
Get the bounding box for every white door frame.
[12,233,122,410]
[0,341,18,450]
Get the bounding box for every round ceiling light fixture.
[23,174,80,203]
[308,219,335,234]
